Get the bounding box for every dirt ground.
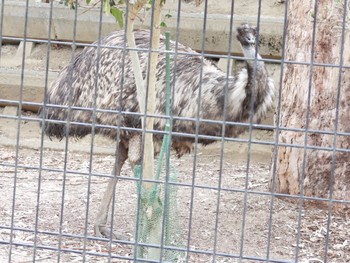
[0,113,349,263]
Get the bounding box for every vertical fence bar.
[294,0,319,261]
[57,1,80,261]
[211,0,235,262]
[185,0,209,261]
[239,0,264,259]
[82,1,105,262]
[33,0,55,261]
[324,1,348,262]
[266,0,290,260]
[8,0,30,261]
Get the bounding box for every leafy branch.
[66,0,171,28]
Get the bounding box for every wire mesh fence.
[0,0,349,262]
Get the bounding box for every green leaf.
[160,21,167,28]
[165,13,172,19]
[85,0,91,4]
[111,7,124,28]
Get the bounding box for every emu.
[42,23,274,238]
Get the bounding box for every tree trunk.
[271,0,350,212]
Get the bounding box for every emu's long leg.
[94,143,128,239]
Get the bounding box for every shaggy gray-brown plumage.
[42,23,274,237]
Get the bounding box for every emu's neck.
[222,45,270,123]
[241,45,264,69]
[241,44,267,94]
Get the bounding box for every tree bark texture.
[271,0,350,212]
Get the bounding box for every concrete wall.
[0,68,57,112]
[1,1,284,56]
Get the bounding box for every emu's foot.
[94,225,127,240]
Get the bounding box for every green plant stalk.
[164,30,171,254]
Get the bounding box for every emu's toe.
[94,225,126,240]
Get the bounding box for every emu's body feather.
[43,29,274,157]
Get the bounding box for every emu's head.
[236,23,257,47]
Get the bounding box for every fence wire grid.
[0,0,350,262]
